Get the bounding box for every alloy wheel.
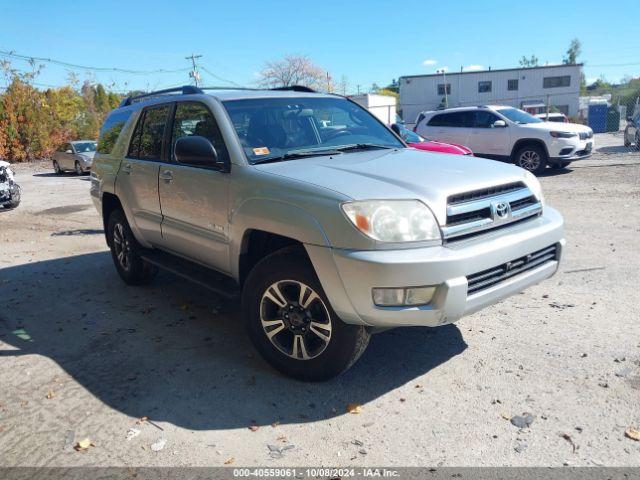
[112,223,132,271]
[75,162,83,175]
[260,280,332,360]
[519,150,541,171]
[53,161,60,173]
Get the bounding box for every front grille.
[467,244,558,295]
[448,182,526,205]
[579,131,593,140]
[442,183,542,241]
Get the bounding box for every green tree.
[563,38,582,64]
[519,55,539,68]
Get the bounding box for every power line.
[199,66,242,87]
[0,48,190,75]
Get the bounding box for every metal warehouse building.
[399,64,583,126]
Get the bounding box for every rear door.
[57,143,73,169]
[157,101,231,273]
[424,111,473,147]
[468,110,511,157]
[116,104,171,245]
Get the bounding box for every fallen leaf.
[224,457,235,465]
[136,416,148,425]
[45,391,55,400]
[276,435,287,442]
[625,427,640,441]
[271,421,280,428]
[501,412,511,420]
[249,425,259,432]
[74,438,94,451]
[347,403,362,414]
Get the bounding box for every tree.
[519,55,539,68]
[257,55,329,91]
[563,38,582,65]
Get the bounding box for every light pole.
[437,68,448,108]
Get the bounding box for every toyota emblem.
[493,201,510,219]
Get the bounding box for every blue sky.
[1,0,638,92]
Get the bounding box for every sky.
[1,0,638,93]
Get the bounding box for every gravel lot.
[0,133,639,467]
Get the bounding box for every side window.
[473,111,500,128]
[427,114,445,127]
[171,102,229,166]
[139,105,170,160]
[98,110,132,154]
[127,111,145,158]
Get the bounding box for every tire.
[106,209,157,285]
[624,130,631,147]
[75,161,83,175]
[551,161,572,170]
[8,185,21,209]
[514,144,547,174]
[53,160,62,174]
[243,247,370,381]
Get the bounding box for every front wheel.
[107,209,157,285]
[53,160,62,174]
[514,144,547,175]
[75,161,83,175]
[243,248,370,381]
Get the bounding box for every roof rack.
[270,85,316,93]
[119,85,203,107]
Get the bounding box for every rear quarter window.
[97,110,133,154]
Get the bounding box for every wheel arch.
[511,138,549,161]
[101,192,123,247]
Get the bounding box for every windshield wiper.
[251,149,343,165]
[330,143,397,153]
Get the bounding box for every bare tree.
[258,55,329,91]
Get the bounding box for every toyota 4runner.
[91,86,565,380]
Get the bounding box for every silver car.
[91,86,564,380]
[52,140,97,175]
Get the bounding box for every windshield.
[222,97,404,163]
[496,108,543,124]
[399,126,426,143]
[73,142,97,153]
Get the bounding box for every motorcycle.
[0,160,21,210]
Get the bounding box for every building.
[399,64,583,126]
[349,93,397,125]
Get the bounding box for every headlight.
[341,200,441,242]
[524,171,544,204]
[550,131,577,138]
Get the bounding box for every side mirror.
[492,120,507,128]
[390,123,401,135]
[175,136,227,171]
[65,149,73,154]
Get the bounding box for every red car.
[391,124,473,156]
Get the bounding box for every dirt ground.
[0,133,639,467]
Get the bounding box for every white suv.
[414,105,594,174]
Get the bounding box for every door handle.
[160,170,173,183]
[121,163,132,175]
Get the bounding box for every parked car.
[0,160,21,209]
[624,112,639,148]
[535,112,568,123]
[414,105,594,174]
[391,123,473,155]
[92,86,564,380]
[52,140,97,175]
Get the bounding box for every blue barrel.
[588,104,607,133]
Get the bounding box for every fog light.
[372,286,436,306]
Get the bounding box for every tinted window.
[478,81,492,93]
[507,79,519,91]
[428,112,473,128]
[97,110,132,154]
[496,107,542,124]
[171,102,229,165]
[543,76,571,88]
[128,105,170,160]
[473,111,500,128]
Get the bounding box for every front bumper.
[548,137,594,163]
[306,206,564,328]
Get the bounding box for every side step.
[141,250,240,299]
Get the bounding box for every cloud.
[422,59,437,66]
[464,65,485,71]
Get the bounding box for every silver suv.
[91,86,565,380]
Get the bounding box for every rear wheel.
[53,160,62,174]
[514,144,547,175]
[243,248,370,381]
[107,209,157,285]
[75,161,83,175]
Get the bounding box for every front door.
[115,104,171,245]
[158,102,231,273]
[468,111,511,157]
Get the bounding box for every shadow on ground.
[0,252,466,430]
[32,173,91,181]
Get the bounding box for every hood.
[77,151,95,161]
[521,121,591,133]
[255,148,531,225]
[409,141,472,155]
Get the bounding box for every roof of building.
[400,63,584,80]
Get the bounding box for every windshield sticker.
[253,147,270,156]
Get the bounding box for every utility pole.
[437,68,448,108]
[185,54,203,87]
